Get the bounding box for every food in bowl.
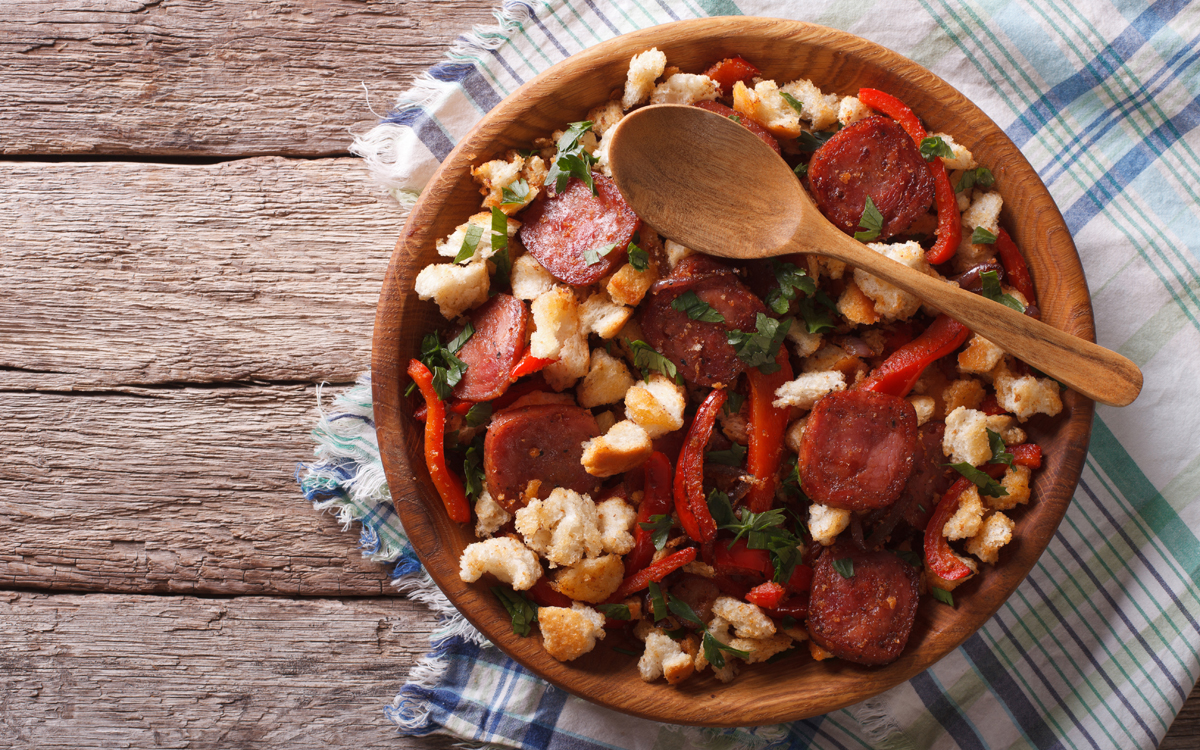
[404,47,1063,684]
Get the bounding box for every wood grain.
[0,591,458,750]
[0,385,396,596]
[0,158,390,389]
[0,0,495,156]
[374,17,1097,726]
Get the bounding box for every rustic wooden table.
[1,2,1195,747]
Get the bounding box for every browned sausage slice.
[808,540,920,665]
[484,403,601,512]
[798,389,918,510]
[900,422,953,531]
[640,258,766,387]
[517,174,640,286]
[452,293,528,402]
[808,115,935,240]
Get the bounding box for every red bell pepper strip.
[858,87,962,264]
[995,228,1037,304]
[406,359,471,524]
[745,581,787,609]
[413,397,475,422]
[979,393,1006,416]
[624,452,674,576]
[703,55,761,95]
[1010,443,1043,469]
[674,388,727,543]
[745,349,794,513]
[859,314,970,397]
[783,562,814,594]
[510,346,556,380]
[610,546,697,600]
[766,593,810,620]
[527,576,573,608]
[713,538,773,578]
[924,477,975,581]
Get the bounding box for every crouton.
[955,191,1003,271]
[579,290,632,339]
[622,48,667,110]
[988,464,1032,511]
[838,95,873,126]
[909,395,935,426]
[788,326,823,358]
[818,256,846,280]
[731,80,801,138]
[458,536,542,590]
[552,554,625,603]
[773,370,846,410]
[958,334,1005,375]
[650,73,720,105]
[538,603,606,661]
[511,253,557,301]
[436,212,522,262]
[663,239,694,270]
[608,261,658,307]
[985,414,1026,445]
[543,329,590,391]
[597,495,638,555]
[805,345,854,376]
[943,406,993,466]
[966,511,1015,564]
[780,78,841,129]
[530,286,579,360]
[711,596,775,639]
[837,278,881,326]
[624,373,687,438]
[728,632,794,664]
[594,409,618,434]
[414,261,490,320]
[587,100,625,137]
[718,409,749,445]
[514,488,603,567]
[928,132,976,171]
[854,241,930,321]
[942,378,986,413]
[784,417,808,454]
[577,349,635,408]
[474,488,512,539]
[472,154,546,214]
[993,365,1063,421]
[581,419,653,477]
[692,617,740,683]
[639,630,696,684]
[809,503,850,546]
[943,484,984,540]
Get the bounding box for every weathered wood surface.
[0,158,390,390]
[0,0,496,156]
[0,591,459,749]
[0,384,405,596]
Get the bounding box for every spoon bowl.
[608,103,1142,407]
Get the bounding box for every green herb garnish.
[583,242,618,266]
[671,290,725,322]
[629,340,680,383]
[854,196,883,242]
[919,136,954,162]
[596,603,632,620]
[957,167,995,193]
[764,259,817,316]
[648,581,669,622]
[727,313,792,374]
[500,178,530,208]
[980,270,1025,312]
[780,91,804,115]
[987,428,1014,466]
[832,558,855,579]
[638,514,673,551]
[947,462,1009,498]
[627,241,650,271]
[702,631,750,669]
[491,587,537,636]
[454,223,485,263]
[545,121,598,195]
[408,324,473,400]
[971,226,998,244]
[706,442,747,467]
[931,587,955,606]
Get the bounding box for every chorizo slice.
[798,389,918,510]
[484,403,601,512]
[639,259,767,387]
[900,422,953,531]
[452,293,528,402]
[808,115,935,240]
[517,174,640,286]
[807,540,920,665]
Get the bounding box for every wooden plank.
[1165,685,1200,749]
[0,591,458,749]
[0,157,396,389]
[0,0,496,156]
[0,385,406,596]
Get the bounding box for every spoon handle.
[813,230,1142,407]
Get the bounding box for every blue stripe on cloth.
[489,46,527,86]
[518,3,572,57]
[1022,573,1160,743]
[990,610,1105,750]
[1051,528,1189,702]
[652,0,681,21]
[961,633,1067,750]
[1060,88,1200,235]
[580,0,622,35]
[525,686,569,749]
[1076,478,1200,638]
[909,670,987,750]
[1006,0,1188,148]
[382,106,456,161]
[429,61,504,113]
[1040,35,1200,187]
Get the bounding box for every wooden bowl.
[372,17,1094,726]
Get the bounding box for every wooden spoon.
[607,104,1142,407]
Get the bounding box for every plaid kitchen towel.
[299,0,1200,747]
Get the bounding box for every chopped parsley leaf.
[638,514,673,551]
[971,226,998,244]
[702,631,750,669]
[629,340,680,383]
[919,136,954,162]
[500,178,530,208]
[980,270,1026,312]
[463,437,486,501]
[895,549,922,568]
[546,120,598,195]
[832,558,855,579]
[706,441,747,467]
[627,241,650,271]
[780,91,804,115]
[410,324,473,401]
[464,402,492,428]
[957,167,995,193]
[793,162,809,178]
[727,313,792,374]
[612,646,641,656]
[667,597,705,628]
[491,587,537,636]
[647,581,669,622]
[723,391,745,415]
[582,241,618,266]
[454,223,485,263]
[728,114,742,123]
[764,259,817,315]
[671,290,725,322]
[947,462,1010,498]
[489,207,512,289]
[931,587,955,606]
[797,126,840,152]
[987,428,1014,466]
[854,196,884,242]
[596,603,632,620]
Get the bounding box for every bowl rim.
[371,16,1095,726]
